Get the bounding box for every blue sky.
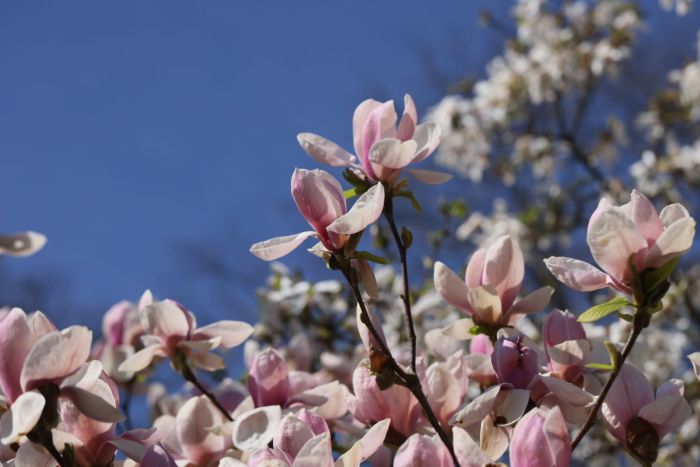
[0,1,506,327]
[1,1,699,330]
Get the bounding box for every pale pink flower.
[509,405,571,467]
[118,299,253,374]
[394,433,452,467]
[545,190,695,293]
[542,309,590,384]
[298,94,451,185]
[434,235,552,327]
[491,336,539,390]
[250,168,385,261]
[602,364,691,463]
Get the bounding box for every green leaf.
[354,251,389,264]
[641,257,679,296]
[618,313,634,322]
[605,340,620,370]
[577,296,631,323]
[394,191,422,212]
[585,363,615,371]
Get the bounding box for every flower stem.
[337,260,459,466]
[175,355,234,422]
[571,308,649,451]
[383,192,418,373]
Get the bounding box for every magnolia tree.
[2,1,700,466]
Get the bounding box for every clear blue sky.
[1,1,698,329]
[0,1,506,327]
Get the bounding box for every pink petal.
[326,183,384,235]
[141,301,190,340]
[250,231,317,261]
[644,217,695,269]
[358,418,390,460]
[619,190,663,244]
[369,138,417,169]
[411,122,441,162]
[293,432,333,467]
[396,94,417,142]
[0,308,37,402]
[543,257,608,292]
[433,261,472,314]
[482,235,524,311]
[602,364,653,440]
[450,385,500,428]
[193,321,253,349]
[465,248,486,289]
[360,102,398,172]
[394,434,452,467]
[141,444,177,467]
[21,326,92,391]
[275,413,315,459]
[14,441,57,467]
[452,426,493,467]
[352,99,383,158]
[587,207,647,283]
[638,394,692,438]
[406,168,453,184]
[689,352,700,381]
[507,286,553,321]
[297,133,355,167]
[60,385,125,423]
[117,344,163,374]
[176,396,228,463]
[467,286,502,325]
[542,406,572,467]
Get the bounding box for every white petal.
[406,168,453,184]
[194,320,253,349]
[453,426,493,467]
[292,432,333,467]
[433,261,471,313]
[231,405,282,452]
[297,133,355,167]
[369,138,417,169]
[467,286,502,325]
[0,390,45,444]
[659,203,689,228]
[61,385,125,423]
[645,217,696,268]
[326,183,384,235]
[587,207,647,282]
[117,344,163,373]
[411,122,441,162]
[507,286,553,321]
[250,232,317,261]
[689,352,700,381]
[543,257,608,292]
[450,385,500,428]
[441,318,474,341]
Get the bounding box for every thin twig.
[383,193,418,373]
[571,310,648,450]
[337,261,460,466]
[177,358,233,422]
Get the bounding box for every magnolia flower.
[542,309,591,384]
[602,364,692,464]
[118,299,253,374]
[0,310,123,449]
[509,405,571,467]
[545,190,695,294]
[298,94,451,185]
[491,336,539,390]
[250,168,384,261]
[434,235,553,327]
[0,229,46,257]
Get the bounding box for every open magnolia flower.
[250,168,384,261]
[0,309,123,450]
[602,364,692,464]
[545,190,695,294]
[297,94,451,185]
[0,228,46,257]
[118,299,253,374]
[434,235,553,328]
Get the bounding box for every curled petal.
[0,390,45,444]
[118,344,163,374]
[620,190,663,243]
[21,326,92,391]
[293,432,333,467]
[369,138,417,169]
[194,321,253,349]
[396,94,417,141]
[326,183,384,235]
[644,217,696,268]
[297,133,355,167]
[411,122,441,162]
[250,231,317,261]
[482,235,524,310]
[659,203,689,227]
[689,352,700,381]
[353,99,384,157]
[60,385,125,423]
[543,257,608,292]
[0,231,47,257]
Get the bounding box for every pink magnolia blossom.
[491,336,539,390]
[250,168,385,261]
[545,190,695,293]
[434,235,553,327]
[118,299,253,374]
[248,348,290,407]
[602,364,691,463]
[509,405,571,467]
[394,433,453,467]
[542,309,591,384]
[297,94,451,185]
